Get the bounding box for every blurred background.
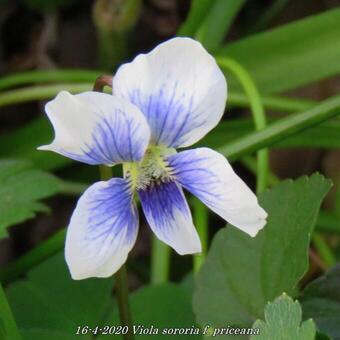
[0,0,339,285]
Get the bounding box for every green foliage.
[218,96,340,161]
[0,160,60,239]
[99,284,200,340]
[178,0,245,52]
[218,8,340,94]
[194,0,246,51]
[0,70,99,92]
[177,0,214,37]
[5,254,200,340]
[200,118,340,150]
[300,265,340,339]
[0,119,69,171]
[6,253,114,339]
[193,174,331,331]
[251,294,316,340]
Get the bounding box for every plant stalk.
[217,57,268,193]
[193,198,208,272]
[151,238,170,284]
[0,283,21,340]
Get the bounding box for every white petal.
[168,148,267,237]
[65,178,138,279]
[138,181,201,255]
[38,91,150,165]
[112,37,227,148]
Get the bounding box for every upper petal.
[167,148,267,237]
[65,178,138,279]
[38,91,151,165]
[138,181,201,255]
[112,37,227,148]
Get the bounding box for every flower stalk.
[151,238,170,284]
[193,198,208,272]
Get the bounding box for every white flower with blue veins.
[38,37,267,280]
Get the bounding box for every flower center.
[124,146,175,190]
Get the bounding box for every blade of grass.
[0,283,21,339]
[195,0,246,51]
[219,96,340,161]
[218,8,340,94]
[0,229,66,285]
[0,70,101,91]
[177,0,213,37]
[0,83,92,108]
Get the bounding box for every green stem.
[219,95,340,161]
[151,238,170,284]
[115,265,134,340]
[217,57,268,193]
[0,69,101,91]
[99,166,134,340]
[193,198,208,272]
[0,82,315,113]
[312,232,336,268]
[0,229,66,285]
[0,283,21,340]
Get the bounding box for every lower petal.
[138,181,201,255]
[168,148,267,237]
[65,178,138,279]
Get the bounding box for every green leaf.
[193,174,331,331]
[0,160,60,238]
[300,265,340,339]
[0,69,99,91]
[0,119,69,171]
[6,253,114,339]
[218,95,340,161]
[177,0,214,37]
[194,0,246,51]
[178,0,245,52]
[251,294,316,340]
[0,83,92,109]
[99,284,201,340]
[217,8,340,94]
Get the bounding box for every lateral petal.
[39,91,150,165]
[168,148,267,237]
